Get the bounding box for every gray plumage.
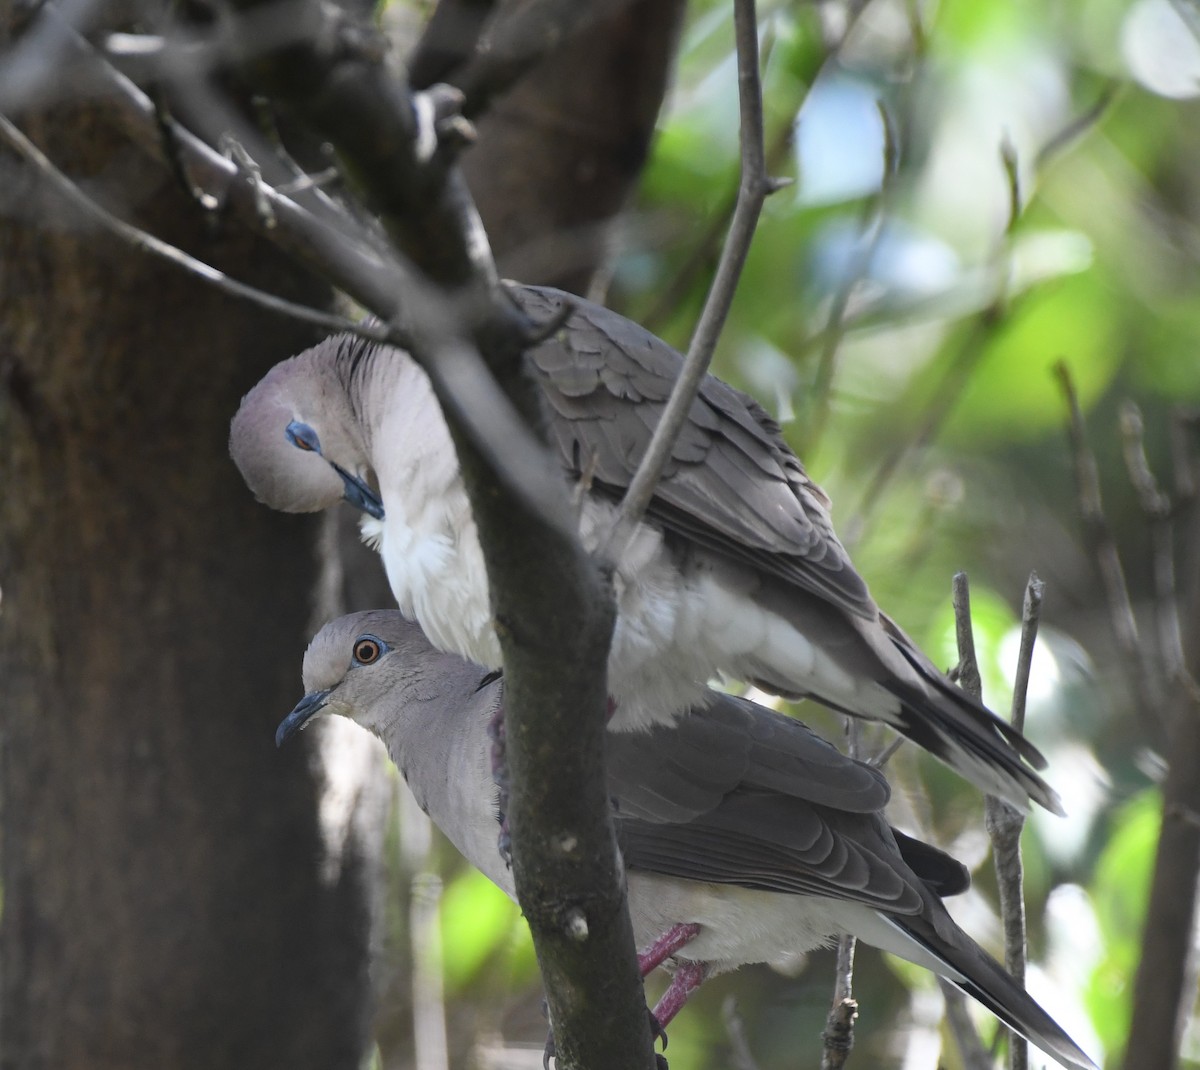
[280,610,1096,1070]
[232,283,1061,814]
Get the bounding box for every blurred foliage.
[370,0,1200,1067]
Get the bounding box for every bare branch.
[947,572,994,1069]
[821,715,862,1069]
[1120,401,1189,686]
[820,978,859,1070]
[722,997,762,1070]
[843,277,1016,547]
[1034,83,1121,172]
[1054,362,1164,725]
[452,0,599,118]
[408,0,498,90]
[0,113,363,335]
[1120,407,1200,1070]
[867,734,905,769]
[10,7,576,536]
[1000,136,1021,234]
[598,0,769,563]
[983,572,1045,1070]
[939,978,994,1070]
[805,100,897,455]
[951,572,983,701]
[1008,572,1044,736]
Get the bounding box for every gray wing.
[606,690,891,821]
[619,796,926,916]
[512,285,876,622]
[607,691,965,915]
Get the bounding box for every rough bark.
[0,102,375,1067]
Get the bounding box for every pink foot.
[651,960,710,1030]
[638,922,700,976]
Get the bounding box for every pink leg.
[638,922,700,976]
[650,960,710,1030]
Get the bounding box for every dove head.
[230,339,384,519]
[278,611,438,746]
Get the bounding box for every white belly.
[367,480,899,731]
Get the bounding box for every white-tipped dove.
[278,610,1096,1070]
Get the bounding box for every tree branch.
[210,0,655,1064]
[1119,407,1200,1070]
[984,572,1044,1070]
[7,6,585,535]
[948,572,1000,1070]
[407,0,497,91]
[1120,402,1189,687]
[599,0,771,563]
[0,113,364,334]
[1054,362,1164,726]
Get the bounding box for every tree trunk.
[0,102,376,1068]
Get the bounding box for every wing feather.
[515,285,875,620]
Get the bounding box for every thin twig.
[951,572,983,702]
[867,734,904,769]
[946,572,993,1069]
[1120,401,1189,687]
[804,101,898,456]
[1054,362,1164,726]
[844,93,1106,545]
[641,116,792,335]
[820,948,858,1070]
[1034,83,1120,172]
[1169,408,1200,651]
[821,715,862,1069]
[407,0,498,90]
[452,0,599,118]
[598,0,770,564]
[722,997,762,1070]
[983,572,1044,1070]
[0,113,367,335]
[640,0,880,337]
[844,136,1026,546]
[1120,413,1200,1070]
[939,978,994,1070]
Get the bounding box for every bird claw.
[649,1009,669,1050]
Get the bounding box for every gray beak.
[333,464,385,520]
[276,689,331,748]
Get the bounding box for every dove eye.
[286,420,321,453]
[352,636,386,665]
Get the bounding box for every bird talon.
[649,1009,668,1049]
